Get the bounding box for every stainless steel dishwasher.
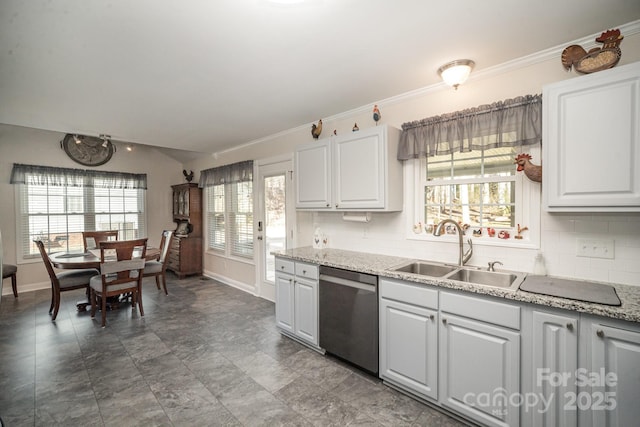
[319,265,378,374]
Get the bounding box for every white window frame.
[407,145,540,249]
[14,181,147,264]
[205,179,254,262]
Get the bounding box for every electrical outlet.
[576,238,615,259]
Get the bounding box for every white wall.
[185,25,640,290]
[0,124,183,295]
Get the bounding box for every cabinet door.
[334,127,385,209]
[543,62,640,211]
[440,314,520,427]
[531,311,578,427]
[379,298,438,400]
[590,322,640,427]
[295,140,332,209]
[294,276,318,345]
[275,272,295,333]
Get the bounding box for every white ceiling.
[1,0,639,160]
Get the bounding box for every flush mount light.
[72,134,83,144]
[438,59,475,89]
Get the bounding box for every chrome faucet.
[433,219,473,266]
[488,261,503,272]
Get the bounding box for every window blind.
[201,161,254,259]
[11,164,147,259]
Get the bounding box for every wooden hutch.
[167,183,202,278]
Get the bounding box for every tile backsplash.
[303,211,640,287]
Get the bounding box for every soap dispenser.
[533,251,547,276]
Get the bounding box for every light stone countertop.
[274,246,640,324]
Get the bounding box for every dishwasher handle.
[319,274,377,292]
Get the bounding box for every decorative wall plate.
[62,134,114,166]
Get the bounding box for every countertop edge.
[274,247,640,324]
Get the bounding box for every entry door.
[256,158,295,301]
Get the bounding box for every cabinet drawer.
[295,262,318,280]
[379,278,438,309]
[275,258,295,275]
[440,291,520,330]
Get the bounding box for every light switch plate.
[576,238,615,259]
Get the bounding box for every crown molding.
[216,20,640,156]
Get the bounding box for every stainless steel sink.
[446,268,525,289]
[388,260,526,290]
[391,261,458,277]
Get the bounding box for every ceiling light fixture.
[99,134,111,148]
[73,134,82,144]
[438,59,475,90]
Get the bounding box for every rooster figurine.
[373,105,381,125]
[561,29,623,74]
[311,119,323,139]
[515,154,542,182]
[183,169,194,182]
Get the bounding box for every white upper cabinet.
[543,61,640,211]
[294,139,332,209]
[295,125,403,211]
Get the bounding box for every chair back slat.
[82,230,119,251]
[158,230,174,264]
[100,258,145,275]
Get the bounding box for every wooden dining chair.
[82,230,119,252]
[35,240,99,321]
[143,230,174,295]
[90,238,148,327]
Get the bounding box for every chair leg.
[11,274,18,298]
[51,290,61,321]
[90,289,96,318]
[49,287,55,314]
[161,273,168,296]
[137,283,144,317]
[155,275,161,290]
[101,292,107,328]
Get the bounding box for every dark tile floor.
[0,274,466,426]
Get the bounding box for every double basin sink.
[389,260,527,290]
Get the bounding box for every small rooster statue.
[311,119,323,139]
[373,105,381,125]
[183,169,194,182]
[561,29,623,74]
[515,154,542,183]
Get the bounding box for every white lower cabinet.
[521,307,579,427]
[587,316,640,427]
[379,278,438,401]
[275,270,295,334]
[293,276,318,344]
[439,296,521,427]
[275,257,320,348]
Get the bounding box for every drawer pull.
[566,322,574,331]
[429,314,435,321]
[442,318,447,325]
[596,329,604,338]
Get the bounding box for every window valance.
[397,94,542,160]
[199,160,253,187]
[10,163,148,189]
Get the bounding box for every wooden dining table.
[49,247,160,311]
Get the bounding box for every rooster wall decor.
[311,119,323,139]
[561,29,623,74]
[515,153,542,183]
